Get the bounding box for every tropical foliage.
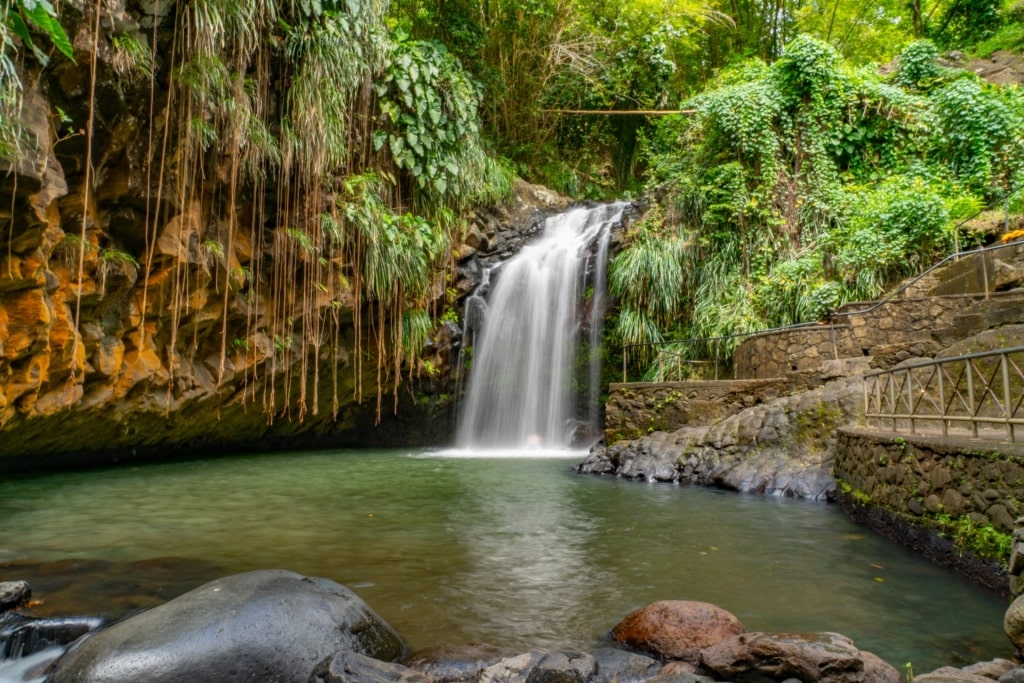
[611,34,1024,378]
[3,0,1024,402]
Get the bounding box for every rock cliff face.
[0,3,572,471]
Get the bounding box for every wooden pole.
[541,109,697,116]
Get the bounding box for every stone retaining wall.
[603,379,789,444]
[834,426,1024,593]
[734,292,1024,380]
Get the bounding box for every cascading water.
[456,203,627,450]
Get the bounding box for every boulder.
[591,647,663,683]
[1000,666,1024,683]
[47,569,406,683]
[914,667,999,683]
[699,632,899,683]
[962,659,1017,680]
[478,650,597,683]
[310,651,430,683]
[612,601,746,662]
[0,581,30,612]
[1005,594,1024,652]
[402,643,516,682]
[0,614,104,658]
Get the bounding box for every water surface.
[0,449,1011,671]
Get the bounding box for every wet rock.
[962,659,1016,680]
[0,581,30,612]
[699,632,899,683]
[612,600,746,662]
[999,665,1024,683]
[403,643,516,682]
[0,613,104,659]
[579,377,862,501]
[311,651,430,683]
[47,569,406,683]
[591,647,663,683]
[479,650,597,683]
[914,667,997,683]
[647,674,715,683]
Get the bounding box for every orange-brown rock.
[29,381,84,418]
[157,204,201,260]
[93,336,125,377]
[611,600,746,662]
[2,289,53,360]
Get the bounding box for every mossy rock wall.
[835,426,1024,593]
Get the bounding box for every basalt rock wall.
[834,427,1024,593]
[735,289,1024,380]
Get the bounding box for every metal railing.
[863,346,1024,443]
[621,238,1024,383]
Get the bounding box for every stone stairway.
[734,241,1024,381]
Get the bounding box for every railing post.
[658,351,664,382]
[862,375,869,427]
[622,346,627,383]
[967,360,979,438]
[906,368,916,434]
[937,362,948,436]
[889,373,898,431]
[982,253,990,300]
[714,338,720,381]
[1003,351,1014,442]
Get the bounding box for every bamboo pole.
[541,109,697,115]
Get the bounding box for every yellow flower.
[1002,229,1024,244]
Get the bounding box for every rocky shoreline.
[1,571,1022,683]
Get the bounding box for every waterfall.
[456,203,626,451]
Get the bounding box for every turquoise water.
[0,449,1011,671]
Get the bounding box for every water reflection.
[0,450,1011,670]
[438,456,612,647]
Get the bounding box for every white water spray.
[456,203,626,450]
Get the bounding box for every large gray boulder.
[47,570,406,683]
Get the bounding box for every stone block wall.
[734,292,1024,380]
[834,426,1024,592]
[604,379,789,443]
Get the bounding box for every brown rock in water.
[699,632,899,683]
[611,600,746,662]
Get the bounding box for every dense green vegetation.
[613,35,1024,377]
[3,0,1024,392]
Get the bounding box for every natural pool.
[0,449,1011,672]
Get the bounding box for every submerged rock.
[612,600,746,663]
[699,632,899,683]
[46,569,406,683]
